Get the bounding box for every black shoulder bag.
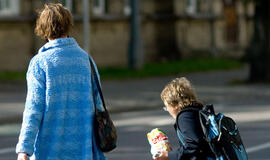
[89,58,117,152]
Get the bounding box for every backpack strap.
[175,107,201,147]
[199,105,224,159]
[203,104,215,115]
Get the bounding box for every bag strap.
[175,107,201,147]
[203,104,215,115]
[89,57,107,112]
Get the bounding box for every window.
[62,0,73,12]
[123,0,131,15]
[223,0,238,43]
[185,0,197,15]
[185,0,211,15]
[93,0,106,15]
[45,0,74,13]
[198,0,211,13]
[0,0,19,16]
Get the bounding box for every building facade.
[0,0,254,71]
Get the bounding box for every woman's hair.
[35,3,73,40]
[161,77,201,110]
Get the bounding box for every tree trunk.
[247,0,270,82]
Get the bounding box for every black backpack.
[199,104,248,160]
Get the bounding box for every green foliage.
[99,58,244,80]
[0,71,26,83]
[0,58,244,82]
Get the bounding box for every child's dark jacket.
[168,105,214,160]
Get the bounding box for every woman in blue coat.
[16,3,106,160]
[156,77,214,160]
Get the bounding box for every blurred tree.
[246,0,270,81]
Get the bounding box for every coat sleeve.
[168,111,203,160]
[16,57,46,156]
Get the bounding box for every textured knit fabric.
[16,38,106,160]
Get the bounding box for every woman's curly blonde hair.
[161,77,201,111]
[35,3,73,40]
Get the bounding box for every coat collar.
[39,37,77,53]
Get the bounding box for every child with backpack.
[155,77,248,160]
[155,77,214,160]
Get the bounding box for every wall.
[0,22,32,71]
[0,0,255,72]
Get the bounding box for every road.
[0,109,270,160]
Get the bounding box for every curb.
[0,105,161,125]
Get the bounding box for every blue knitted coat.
[16,38,106,160]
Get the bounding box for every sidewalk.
[1,67,270,124]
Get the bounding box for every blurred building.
[0,0,254,71]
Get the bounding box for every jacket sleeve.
[168,111,203,160]
[168,147,184,160]
[16,57,46,156]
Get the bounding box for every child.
[155,77,214,160]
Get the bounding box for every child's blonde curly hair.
[161,77,201,111]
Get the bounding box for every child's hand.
[154,151,168,160]
[17,152,28,160]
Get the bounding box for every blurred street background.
[1,0,270,160]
